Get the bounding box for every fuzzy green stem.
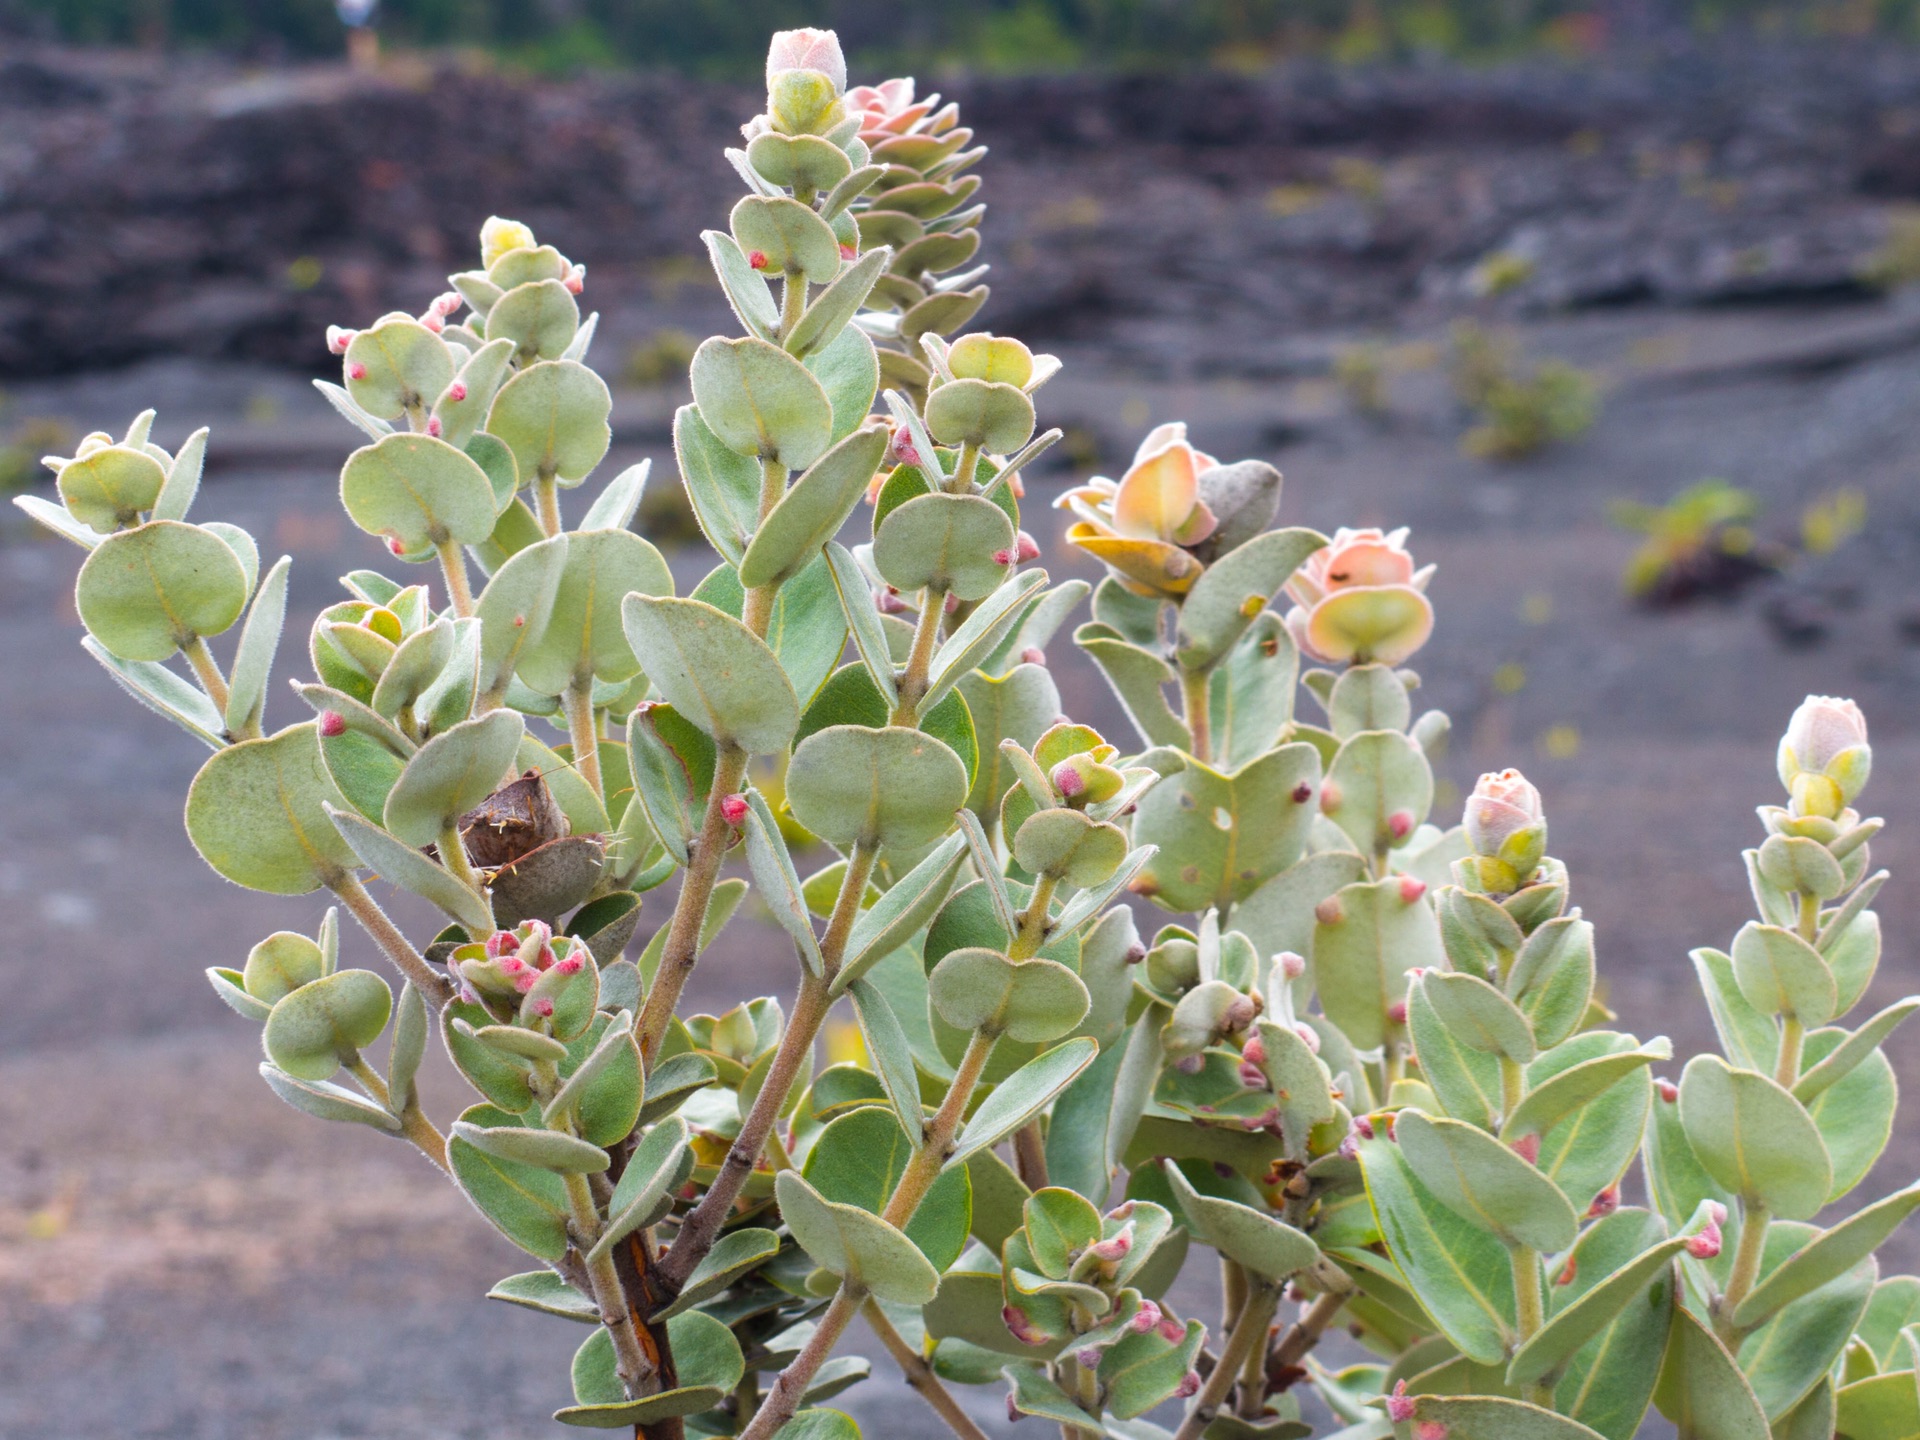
[1776,1015,1805,1088]
[564,1169,658,1397]
[1501,1055,1526,1121]
[950,440,981,495]
[738,1281,866,1440]
[435,538,475,618]
[438,821,486,900]
[534,472,563,536]
[1179,665,1211,763]
[779,273,808,339]
[1511,1246,1549,1404]
[564,678,604,800]
[1173,1281,1279,1440]
[328,872,455,1008]
[1720,1203,1770,1344]
[1056,1354,1100,1440]
[635,744,751,1065]
[1014,873,1060,961]
[892,586,949,721]
[182,636,231,716]
[862,1296,991,1440]
[346,1054,448,1173]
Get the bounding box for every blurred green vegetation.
[8,0,1920,73]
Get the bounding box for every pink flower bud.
[943,592,961,614]
[1020,646,1047,666]
[1278,951,1307,981]
[1129,1299,1162,1334]
[1686,1223,1722,1260]
[1090,1227,1133,1263]
[993,548,1014,566]
[1315,896,1344,926]
[348,361,369,381]
[1077,1346,1102,1368]
[388,536,406,555]
[327,325,356,354]
[1656,1079,1679,1103]
[1319,779,1342,812]
[1175,1371,1201,1399]
[1240,1033,1267,1067]
[892,437,921,467]
[486,930,517,958]
[1388,809,1415,840]
[1587,1185,1620,1218]
[432,292,461,316]
[1124,943,1147,965]
[874,586,907,615]
[1398,875,1427,904]
[1002,1306,1047,1346]
[1051,760,1086,798]
[1386,1381,1417,1422]
[1416,1423,1450,1440]
[1015,531,1041,562]
[554,955,583,976]
[421,312,445,334]
[1387,1000,1408,1026]
[747,250,771,270]
[530,996,555,1018]
[447,381,468,402]
[564,265,585,294]
[720,794,750,827]
[1296,1023,1321,1053]
[319,710,347,738]
[838,243,858,261]
[1223,995,1259,1032]
[1236,1059,1266,1088]
[425,416,443,437]
[1465,768,1544,857]
[1511,1133,1541,1165]
[1157,1314,1186,1344]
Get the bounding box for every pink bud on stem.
[347,361,368,381]
[447,381,467,403]
[747,250,771,270]
[720,794,750,827]
[319,710,347,738]
[1387,1382,1417,1422]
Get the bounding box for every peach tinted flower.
[1282,526,1434,665]
[1464,768,1544,856]
[1057,423,1223,598]
[1778,694,1870,815]
[765,28,846,91]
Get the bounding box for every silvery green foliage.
[18,26,1920,1440]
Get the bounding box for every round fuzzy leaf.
[57,444,167,531]
[1128,745,1321,915]
[1325,729,1433,855]
[1802,1026,1897,1204]
[1421,970,1537,1063]
[243,932,325,1005]
[1528,1031,1657,1216]
[801,1106,972,1271]
[1680,1054,1831,1220]
[1174,527,1326,673]
[923,378,1036,453]
[76,520,249,661]
[928,948,1089,1044]
[340,433,499,550]
[558,1311,744,1427]
[746,132,853,191]
[693,552,850,709]
[383,709,527,846]
[786,724,968,849]
[799,663,977,790]
[448,1102,572,1260]
[804,324,880,443]
[485,278,579,363]
[619,596,800,754]
[873,492,1015,601]
[345,319,454,419]
[690,336,834,470]
[263,968,392,1081]
[731,195,842,282]
[487,360,612,488]
[1327,662,1412,740]
[515,530,673,695]
[774,1169,941,1305]
[738,426,889,590]
[1312,875,1445,1050]
[1011,808,1129,889]
[186,723,359,893]
[1396,1109,1579,1253]
[1731,922,1837,1027]
[475,533,569,699]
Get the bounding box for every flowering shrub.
[19,26,1919,1440]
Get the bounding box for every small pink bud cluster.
[327,325,357,355]
[1388,808,1415,840]
[1686,1201,1727,1259]
[1340,1115,1375,1160]
[1277,951,1307,981]
[1156,1313,1186,1344]
[1020,646,1047,666]
[319,710,347,738]
[1656,1079,1679,1103]
[1014,531,1041,562]
[891,433,921,468]
[1051,760,1085,798]
[430,292,461,318]
[874,586,907,615]
[1174,1372,1201,1399]
[565,263,586,294]
[1387,1382,1417,1422]
[425,416,443,437]
[447,381,468,403]
[1398,874,1427,904]
[748,250,771,270]
[720,793,751,827]
[348,361,369,381]
[1087,1225,1132,1264]
[1238,1032,1268,1088]
[1128,1299,1162,1334]
[1510,1133,1541,1165]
